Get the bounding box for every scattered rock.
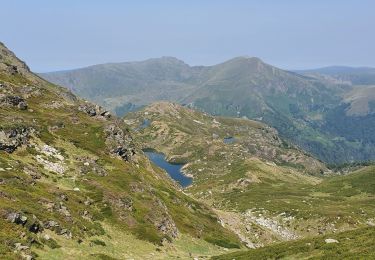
[57,228,72,239]
[325,238,339,244]
[84,197,93,206]
[14,242,29,251]
[78,159,107,177]
[81,210,92,220]
[23,166,42,180]
[59,194,68,201]
[44,100,64,109]
[58,203,71,217]
[117,197,133,211]
[44,220,59,230]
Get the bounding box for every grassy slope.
[213,226,375,260]
[213,166,375,259]
[0,43,241,259]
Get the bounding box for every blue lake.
[144,150,192,188]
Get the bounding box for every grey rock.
[7,212,27,225]
[0,95,27,110]
[0,126,32,153]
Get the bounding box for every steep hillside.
[126,103,375,249]
[41,57,375,164]
[0,42,241,259]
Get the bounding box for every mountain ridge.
[40,55,375,164]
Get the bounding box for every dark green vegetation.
[41,57,375,164]
[128,103,375,253]
[213,227,375,260]
[0,42,241,259]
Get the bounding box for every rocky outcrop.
[0,126,32,153]
[78,103,111,119]
[148,199,179,240]
[104,123,136,162]
[0,94,28,110]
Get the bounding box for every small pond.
[135,119,151,131]
[223,136,236,144]
[144,150,192,188]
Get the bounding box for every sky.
[1,0,374,72]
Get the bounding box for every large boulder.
[6,212,28,225]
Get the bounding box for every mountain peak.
[143,56,188,67]
[229,56,265,64]
[218,56,271,72]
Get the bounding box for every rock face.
[0,94,28,110]
[0,127,32,153]
[104,123,136,162]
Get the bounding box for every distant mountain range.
[40,58,375,164]
[296,66,375,85]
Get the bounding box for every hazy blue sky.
[1,0,374,72]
